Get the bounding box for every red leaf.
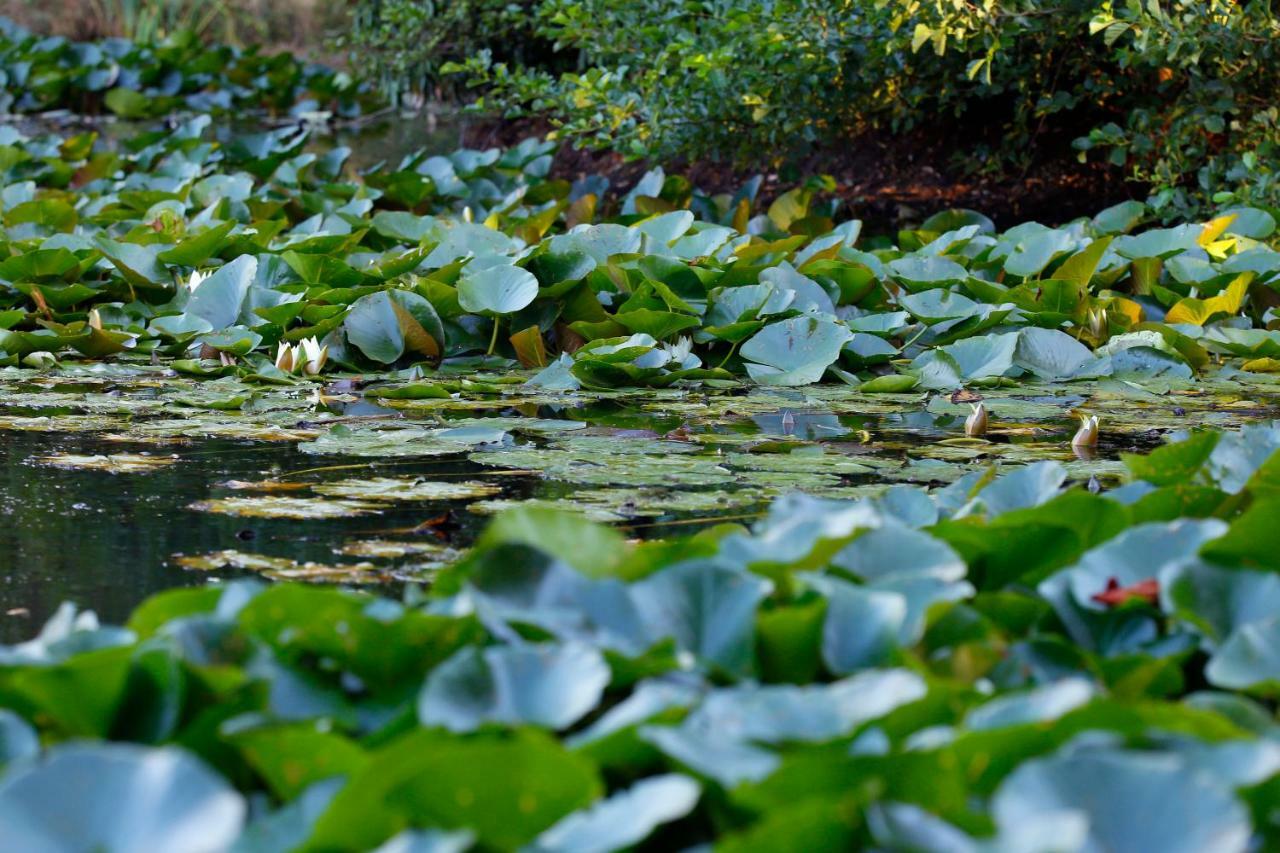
[1091,577,1160,608]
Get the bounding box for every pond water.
[0,428,489,641]
[0,363,1197,641]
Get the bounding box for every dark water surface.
[0,428,509,641]
[0,387,1128,643]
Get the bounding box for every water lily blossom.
[273,338,328,376]
[186,269,208,292]
[87,308,102,330]
[663,336,693,362]
[298,337,329,376]
[965,402,988,437]
[1072,414,1099,447]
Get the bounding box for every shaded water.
[0,380,1139,642]
[0,429,495,640]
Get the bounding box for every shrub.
[340,0,565,103]
[441,0,1280,218]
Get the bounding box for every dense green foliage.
[0,17,375,118]
[337,0,564,103]
[1,113,1279,393]
[433,0,1280,216]
[6,18,1280,851]
[4,427,1280,849]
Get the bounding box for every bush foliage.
[347,0,1280,217]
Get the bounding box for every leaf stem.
[716,340,739,369]
[487,316,500,356]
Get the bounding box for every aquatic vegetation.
[187,495,381,519]
[0,112,1276,399]
[3,33,1280,850]
[0,17,376,119]
[34,451,176,472]
[4,426,1280,850]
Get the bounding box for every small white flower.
[965,402,988,437]
[1072,414,1099,448]
[186,269,208,292]
[87,308,103,330]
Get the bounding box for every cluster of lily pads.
[0,17,374,120]
[3,424,1280,850]
[1,108,1279,398]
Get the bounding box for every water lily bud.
[299,337,328,376]
[965,402,988,436]
[22,351,56,369]
[274,342,295,373]
[87,308,102,330]
[218,352,236,367]
[1088,308,1108,341]
[1072,414,1099,448]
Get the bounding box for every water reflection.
[0,430,495,641]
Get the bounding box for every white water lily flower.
[274,342,295,373]
[659,335,700,369]
[87,308,103,331]
[298,337,329,376]
[1072,414,1099,447]
[186,269,208,292]
[663,336,693,361]
[965,402,988,437]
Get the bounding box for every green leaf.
[1054,236,1113,286]
[457,264,539,315]
[308,729,602,851]
[472,506,629,579]
[229,724,369,801]
[0,743,245,849]
[344,289,445,364]
[1122,431,1220,487]
[103,87,151,118]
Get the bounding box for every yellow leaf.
[1243,357,1280,374]
[733,235,806,263]
[1164,297,1212,326]
[1164,272,1252,326]
[731,198,750,234]
[509,325,548,369]
[766,188,810,232]
[1107,296,1144,326]
[566,193,596,230]
[1198,213,1237,247]
[1055,236,1112,287]
[1202,238,1235,260]
[1213,272,1252,313]
[391,301,440,362]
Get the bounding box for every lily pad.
[187,497,381,519]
